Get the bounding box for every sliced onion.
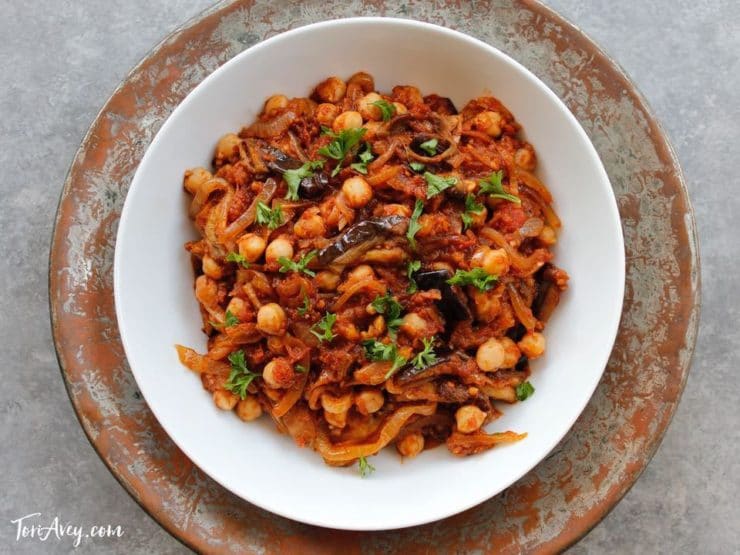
[220,178,277,241]
[242,111,297,139]
[507,283,538,331]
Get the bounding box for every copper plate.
[49,0,700,552]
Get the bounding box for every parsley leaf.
[318,127,367,176]
[225,252,250,268]
[358,456,375,478]
[406,260,421,293]
[224,309,240,327]
[371,293,404,337]
[372,99,396,122]
[350,142,374,174]
[411,336,438,370]
[419,138,438,156]
[409,161,426,173]
[424,171,458,198]
[310,312,337,343]
[297,295,310,316]
[515,381,535,401]
[461,194,485,231]
[283,160,324,201]
[224,350,260,399]
[362,339,408,379]
[255,201,284,230]
[447,267,498,291]
[478,170,521,204]
[407,199,424,250]
[295,364,308,374]
[278,250,317,277]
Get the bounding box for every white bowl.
[114,17,624,531]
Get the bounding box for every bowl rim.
[113,15,625,530]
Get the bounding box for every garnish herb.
[447,267,498,291]
[295,364,308,374]
[318,127,367,176]
[225,251,250,268]
[224,310,240,327]
[278,250,317,277]
[358,456,375,478]
[409,161,426,173]
[224,350,260,399]
[371,293,404,337]
[255,201,284,230]
[350,142,374,174]
[461,194,485,231]
[310,312,337,343]
[478,170,521,204]
[411,336,438,370]
[515,381,535,401]
[418,138,438,156]
[406,199,424,250]
[406,260,421,293]
[283,160,324,201]
[362,339,408,379]
[424,171,458,198]
[372,99,396,122]
[297,295,310,317]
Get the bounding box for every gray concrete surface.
[0,0,736,553]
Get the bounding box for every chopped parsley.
[350,142,374,174]
[372,99,396,121]
[411,336,438,370]
[515,381,535,401]
[406,260,421,293]
[295,364,308,374]
[255,201,284,230]
[362,339,408,379]
[478,170,521,204]
[225,251,250,268]
[283,160,324,201]
[310,312,337,343]
[447,267,498,291]
[409,161,426,173]
[297,295,310,317]
[278,250,317,277]
[406,199,424,250]
[461,194,485,231]
[224,350,260,399]
[418,138,438,156]
[358,456,375,478]
[371,293,404,337]
[224,310,240,327]
[318,127,367,176]
[424,171,458,198]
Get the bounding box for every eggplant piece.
[423,94,458,115]
[515,355,529,372]
[413,269,471,324]
[396,355,451,384]
[262,146,330,199]
[316,216,408,266]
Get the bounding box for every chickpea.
[383,203,411,217]
[332,110,363,133]
[468,206,488,229]
[342,176,373,208]
[321,392,353,428]
[348,264,374,282]
[355,389,385,415]
[400,312,427,338]
[262,357,295,389]
[183,167,212,194]
[471,111,503,137]
[392,102,408,115]
[314,76,347,103]
[348,71,375,93]
[476,338,506,372]
[514,146,537,171]
[539,226,557,246]
[202,254,223,279]
[472,246,509,276]
[518,331,546,359]
[500,337,521,368]
[215,133,241,161]
[236,396,262,421]
[455,405,487,433]
[194,274,218,306]
[471,289,501,323]
[315,270,340,291]
[264,94,288,116]
[265,236,293,264]
[357,92,383,121]
[455,178,477,195]
[315,102,340,126]
[396,432,425,457]
[392,85,423,107]
[293,207,326,238]
[361,120,385,140]
[238,233,267,262]
[213,389,238,410]
[256,303,287,336]
[226,297,249,322]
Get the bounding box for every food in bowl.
[175,71,568,473]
